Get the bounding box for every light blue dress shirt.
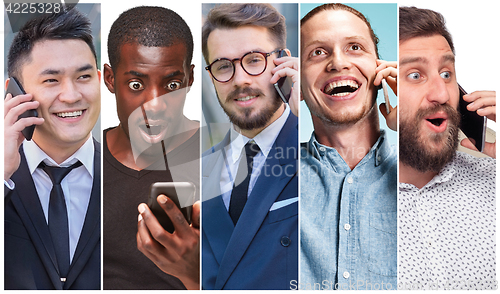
[300,131,397,290]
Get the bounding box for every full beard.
[399,104,460,173]
[218,86,282,130]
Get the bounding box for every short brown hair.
[202,3,286,64]
[399,6,454,54]
[301,3,379,58]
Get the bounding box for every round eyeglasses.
[205,49,282,83]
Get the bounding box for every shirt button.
[343,271,350,279]
[347,177,353,184]
[377,155,382,162]
[280,236,291,247]
[319,146,326,152]
[344,224,351,231]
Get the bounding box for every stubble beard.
[399,104,460,173]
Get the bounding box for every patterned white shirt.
[398,151,496,290]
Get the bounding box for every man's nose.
[425,74,451,105]
[143,86,167,112]
[326,50,351,72]
[231,61,253,87]
[58,80,82,104]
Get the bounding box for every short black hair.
[107,6,194,71]
[7,8,96,81]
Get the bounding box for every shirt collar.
[229,105,290,164]
[23,135,95,178]
[307,130,393,167]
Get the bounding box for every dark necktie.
[229,141,260,225]
[39,160,82,282]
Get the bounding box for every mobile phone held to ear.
[273,50,293,103]
[458,84,486,152]
[5,77,38,141]
[148,182,196,233]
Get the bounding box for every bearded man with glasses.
[201,3,299,290]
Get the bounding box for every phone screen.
[458,84,486,152]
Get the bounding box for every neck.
[399,163,438,189]
[32,135,88,165]
[237,103,285,139]
[312,107,380,170]
[107,116,199,171]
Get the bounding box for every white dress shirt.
[8,136,95,262]
[220,105,290,210]
[398,151,496,290]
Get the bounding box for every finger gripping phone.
[5,77,38,141]
[458,84,486,152]
[273,50,293,103]
[148,182,196,233]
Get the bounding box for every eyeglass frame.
[205,49,284,83]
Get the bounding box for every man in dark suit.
[201,4,299,289]
[4,8,101,289]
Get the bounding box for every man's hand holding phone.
[4,87,43,181]
[137,196,200,290]
[460,90,496,158]
[374,60,397,131]
[270,49,299,116]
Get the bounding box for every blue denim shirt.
[299,131,397,290]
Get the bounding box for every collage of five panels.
[3,0,497,290]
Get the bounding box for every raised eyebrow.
[440,54,455,65]
[163,70,184,80]
[399,56,428,67]
[124,70,147,78]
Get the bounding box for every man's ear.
[103,64,115,93]
[284,48,291,57]
[5,78,10,91]
[188,64,195,87]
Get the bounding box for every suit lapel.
[11,147,62,289]
[64,140,101,289]
[202,132,235,266]
[214,114,298,289]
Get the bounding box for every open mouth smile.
[323,79,360,97]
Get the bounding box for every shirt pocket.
[268,201,298,224]
[367,212,397,277]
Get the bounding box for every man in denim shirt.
[299,4,397,290]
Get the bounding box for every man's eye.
[408,72,420,80]
[349,44,361,51]
[440,71,451,79]
[78,74,91,80]
[167,81,182,91]
[43,79,58,83]
[128,81,144,91]
[311,49,325,57]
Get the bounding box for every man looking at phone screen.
[102,6,200,290]
[4,8,101,289]
[398,6,495,290]
[201,3,299,289]
[299,4,398,290]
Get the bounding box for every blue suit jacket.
[202,114,298,290]
[4,140,101,290]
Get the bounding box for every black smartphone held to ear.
[273,50,293,103]
[458,84,486,152]
[5,77,38,141]
[148,182,196,233]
